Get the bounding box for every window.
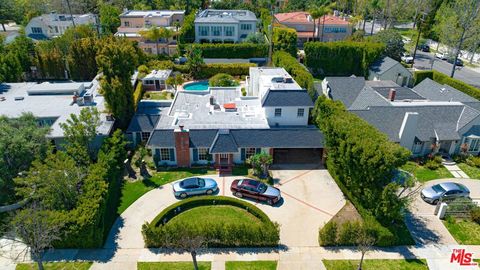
[224,26,234,36]
[160,148,171,161]
[240,24,252,31]
[141,132,150,142]
[198,148,209,161]
[124,21,130,27]
[199,26,209,36]
[143,80,154,85]
[324,27,347,33]
[468,138,480,152]
[31,27,43,34]
[211,26,222,36]
[274,108,282,117]
[297,108,305,117]
[245,148,257,159]
[54,26,58,33]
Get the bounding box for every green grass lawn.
[323,259,428,270]
[117,168,216,214]
[225,261,277,270]
[16,262,92,270]
[138,262,211,270]
[401,161,453,182]
[168,205,262,227]
[443,218,480,245]
[144,91,173,100]
[457,163,480,179]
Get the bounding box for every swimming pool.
[183,81,209,91]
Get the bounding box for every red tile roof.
[322,15,350,25]
[275,12,312,24]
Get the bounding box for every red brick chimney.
[174,126,190,167]
[388,88,396,101]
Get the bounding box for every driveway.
[105,165,345,249]
[406,178,480,246]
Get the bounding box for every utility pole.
[267,0,275,66]
[411,12,426,67]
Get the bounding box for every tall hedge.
[414,70,480,100]
[272,51,315,99]
[272,27,298,57]
[192,43,268,59]
[304,41,385,77]
[313,96,410,220]
[198,63,256,79]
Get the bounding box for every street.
[413,51,480,88]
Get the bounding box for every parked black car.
[419,44,430,52]
[447,57,464,66]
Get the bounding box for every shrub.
[241,87,246,96]
[425,158,441,170]
[209,73,239,87]
[133,82,144,110]
[272,27,297,57]
[143,196,280,247]
[471,207,480,224]
[319,221,338,246]
[199,63,255,79]
[272,51,315,98]
[466,156,480,168]
[337,221,361,245]
[192,43,268,58]
[304,41,385,77]
[147,60,174,70]
[368,29,404,61]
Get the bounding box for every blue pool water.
[183,81,209,91]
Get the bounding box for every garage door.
[273,148,323,164]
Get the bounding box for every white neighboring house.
[194,9,257,43]
[142,70,172,91]
[25,12,97,40]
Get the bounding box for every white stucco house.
[25,12,97,40]
[194,9,257,43]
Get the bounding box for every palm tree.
[369,0,382,35]
[317,3,336,42]
[139,26,162,55]
[309,8,321,41]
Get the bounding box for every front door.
[439,141,452,154]
[155,80,160,90]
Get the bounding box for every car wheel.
[235,192,243,198]
[432,199,438,205]
[267,199,274,206]
[180,193,187,199]
[206,189,213,195]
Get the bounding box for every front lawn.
[118,168,216,214]
[144,91,173,100]
[401,161,453,182]
[138,262,211,270]
[457,163,480,179]
[225,261,277,270]
[323,259,428,270]
[16,262,92,270]
[168,205,262,227]
[443,218,480,245]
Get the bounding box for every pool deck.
[181,80,210,92]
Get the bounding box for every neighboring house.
[0,76,114,149]
[320,76,480,157]
[142,70,172,91]
[25,12,97,40]
[316,15,352,42]
[127,67,324,174]
[274,12,315,47]
[115,10,185,56]
[194,9,257,43]
[369,56,413,87]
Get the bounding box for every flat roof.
[120,10,185,18]
[195,9,257,23]
[143,70,172,80]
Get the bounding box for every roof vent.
[14,97,24,101]
[440,87,447,93]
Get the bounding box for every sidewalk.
[443,164,470,178]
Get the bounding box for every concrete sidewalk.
[443,164,470,178]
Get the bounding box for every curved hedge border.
[143,196,280,248]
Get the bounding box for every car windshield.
[432,184,446,193]
[198,178,205,187]
[258,183,268,193]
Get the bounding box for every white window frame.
[124,21,130,27]
[241,24,251,30]
[31,27,43,34]
[297,108,305,117]
[274,108,282,117]
[160,148,171,161]
[245,148,257,159]
[211,26,222,36]
[199,26,209,36]
[224,26,234,36]
[468,138,480,152]
[198,148,209,161]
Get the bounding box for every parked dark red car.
[230,179,281,205]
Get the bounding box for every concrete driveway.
[105,165,345,249]
[406,178,480,246]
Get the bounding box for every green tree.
[186,46,205,78]
[0,114,49,205]
[178,12,196,45]
[34,41,66,79]
[99,4,121,35]
[272,27,298,57]
[140,26,174,55]
[310,2,336,41]
[370,29,405,61]
[166,73,185,91]
[244,32,266,44]
[14,152,83,211]
[60,107,101,166]
[208,73,239,87]
[0,0,20,31]
[67,37,98,81]
[247,152,273,178]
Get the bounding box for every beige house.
[274,12,315,47]
[115,10,185,56]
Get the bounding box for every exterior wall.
[281,22,314,33]
[26,14,96,38]
[139,42,178,55]
[120,17,147,28]
[194,22,256,43]
[264,106,310,126]
[317,23,352,42]
[378,65,413,87]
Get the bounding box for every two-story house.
[274,12,315,47]
[194,9,257,43]
[25,12,97,40]
[127,67,324,174]
[115,10,185,55]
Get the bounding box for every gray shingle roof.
[148,130,174,147]
[210,133,239,153]
[322,77,366,108]
[413,78,479,103]
[189,130,218,148]
[373,86,425,101]
[261,90,314,107]
[127,115,160,132]
[348,86,391,110]
[369,56,401,75]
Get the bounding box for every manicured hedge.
[198,63,256,79]
[272,28,298,57]
[192,43,268,59]
[133,82,143,110]
[143,196,280,248]
[272,51,315,99]
[414,70,480,100]
[304,41,385,77]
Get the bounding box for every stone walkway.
[444,164,470,178]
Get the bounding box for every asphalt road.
[413,51,480,88]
